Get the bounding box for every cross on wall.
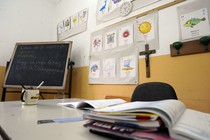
[139,44,156,78]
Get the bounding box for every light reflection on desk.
[0,99,110,140]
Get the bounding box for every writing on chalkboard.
[3,42,72,89]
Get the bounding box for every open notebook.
[57,98,127,110]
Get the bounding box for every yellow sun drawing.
[138,21,152,34]
[73,17,77,23]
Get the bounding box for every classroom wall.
[53,0,210,113]
[70,53,210,113]
[1,53,210,113]
[52,0,184,67]
[0,0,210,114]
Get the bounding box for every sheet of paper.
[57,21,64,34]
[79,9,88,24]
[95,100,186,128]
[118,24,134,46]
[64,17,71,31]
[71,13,79,28]
[103,58,116,78]
[104,30,117,50]
[172,109,210,140]
[91,35,103,53]
[120,55,136,78]
[180,8,210,40]
[57,102,80,108]
[136,16,155,42]
[89,61,100,78]
[85,99,126,109]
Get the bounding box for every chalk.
[37,81,44,89]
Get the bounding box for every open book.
[88,100,210,140]
[57,98,126,110]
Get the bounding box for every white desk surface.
[0,98,110,140]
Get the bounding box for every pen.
[37,81,44,89]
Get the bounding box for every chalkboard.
[3,42,72,89]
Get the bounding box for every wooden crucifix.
[140,44,156,78]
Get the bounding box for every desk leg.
[68,61,74,98]
[1,88,6,101]
[39,93,44,100]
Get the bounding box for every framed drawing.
[120,55,136,78]
[57,8,88,41]
[104,30,117,50]
[103,58,116,78]
[177,0,210,41]
[134,11,159,52]
[89,60,101,79]
[91,34,103,53]
[118,24,134,47]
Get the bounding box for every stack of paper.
[83,100,210,140]
[83,101,173,139]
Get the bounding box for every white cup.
[21,89,40,105]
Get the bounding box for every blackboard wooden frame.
[3,41,72,89]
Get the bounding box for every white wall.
[0,0,55,66]
[52,0,196,68]
[0,0,196,67]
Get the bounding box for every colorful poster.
[57,21,64,34]
[91,35,103,53]
[97,0,110,19]
[120,55,136,77]
[90,61,100,78]
[104,30,117,50]
[97,0,161,23]
[71,13,79,28]
[136,17,155,42]
[79,9,88,24]
[180,8,210,40]
[118,24,134,46]
[103,58,116,78]
[64,17,71,31]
